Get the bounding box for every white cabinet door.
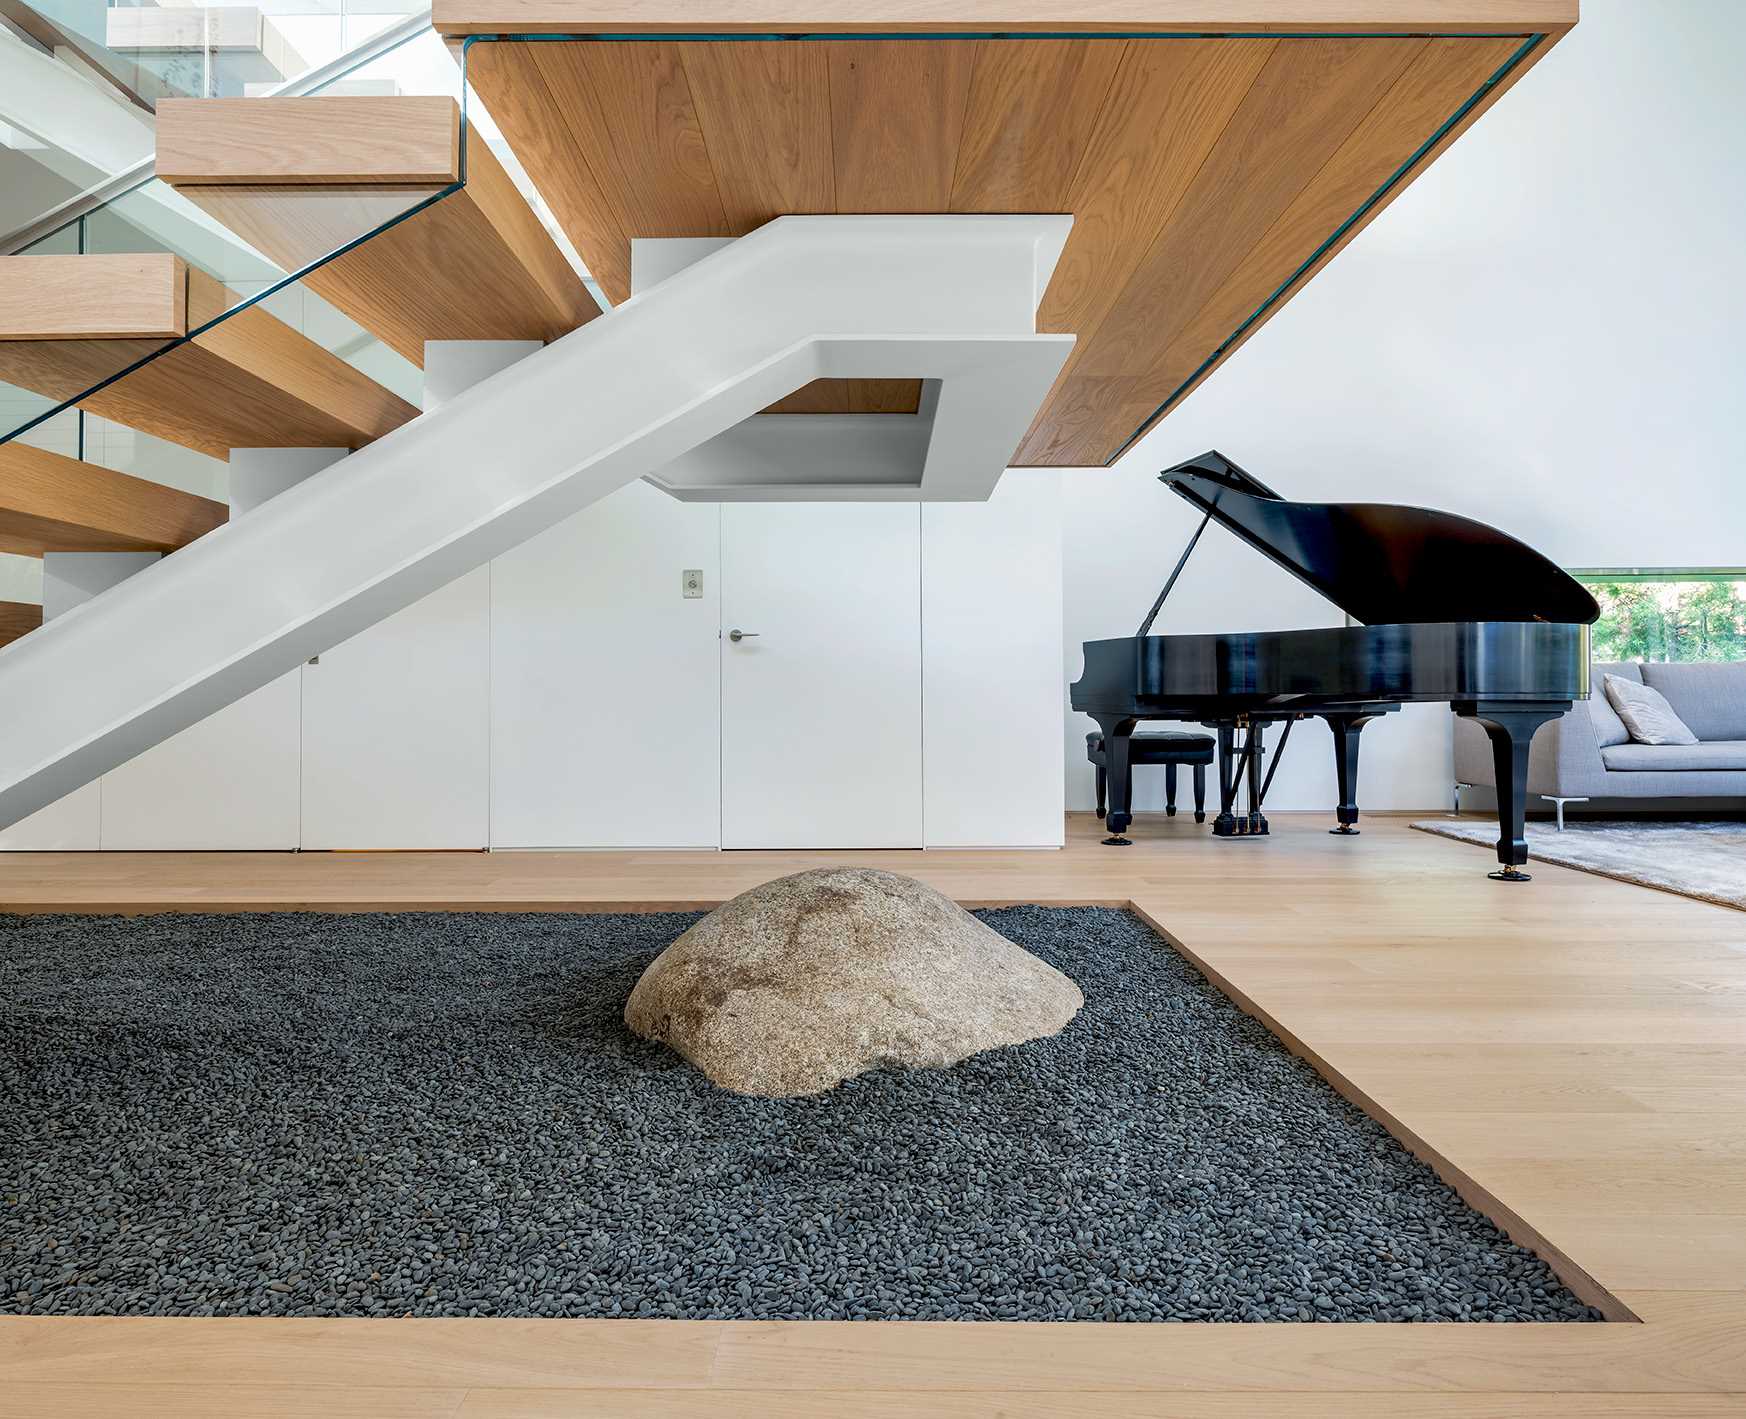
[490,482,722,848]
[721,503,921,849]
[300,568,490,850]
[922,471,1064,847]
[102,672,303,850]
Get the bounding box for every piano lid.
[1160,451,1600,627]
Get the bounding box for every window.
[1571,569,1746,663]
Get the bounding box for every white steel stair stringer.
[0,214,1072,828]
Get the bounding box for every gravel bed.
[0,906,1601,1322]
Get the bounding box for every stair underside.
[440,16,1567,464]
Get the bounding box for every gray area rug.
[0,907,1599,1323]
[1411,817,1746,911]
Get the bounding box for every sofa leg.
[1540,794,1589,831]
[1452,781,1472,815]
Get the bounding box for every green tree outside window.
[1577,575,1746,663]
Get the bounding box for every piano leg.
[1321,711,1383,836]
[1244,722,1268,837]
[1094,715,1138,845]
[1212,724,1239,837]
[1454,702,1571,881]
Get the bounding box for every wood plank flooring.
[2,812,1744,1416]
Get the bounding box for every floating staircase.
[0,6,1575,832]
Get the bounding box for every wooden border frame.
[434,1,1578,38]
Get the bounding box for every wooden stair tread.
[157,96,601,366]
[0,253,418,459]
[0,443,228,556]
[0,599,43,649]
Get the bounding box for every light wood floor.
[2,812,1744,1418]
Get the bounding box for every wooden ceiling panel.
[679,41,836,233]
[1013,39,1276,462]
[1077,38,1423,382]
[1010,372,1148,470]
[437,3,1577,36]
[467,39,633,301]
[452,20,1565,463]
[1130,36,1526,431]
[531,43,730,257]
[763,378,922,416]
[827,40,979,213]
[948,39,1125,213]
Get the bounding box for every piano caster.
[1102,834,1134,847]
[1488,865,1532,883]
[1329,824,1360,836]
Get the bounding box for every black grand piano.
[1071,451,1600,881]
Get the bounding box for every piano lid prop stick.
[1135,510,1213,638]
[1257,718,1293,804]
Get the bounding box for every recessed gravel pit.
[0,906,1602,1322]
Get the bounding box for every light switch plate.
[682,569,703,599]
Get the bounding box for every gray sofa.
[1453,661,1746,825]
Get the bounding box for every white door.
[721,503,922,848]
[490,482,723,848]
[300,568,490,850]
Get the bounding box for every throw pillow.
[1603,673,1699,746]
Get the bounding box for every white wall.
[924,471,1064,847]
[1061,0,1746,814]
[5,475,1063,851]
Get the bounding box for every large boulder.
[624,867,1082,1097]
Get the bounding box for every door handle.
[728,629,760,642]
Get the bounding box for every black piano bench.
[1086,731,1215,829]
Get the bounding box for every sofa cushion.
[1639,662,1746,741]
[1604,673,1699,746]
[1586,661,1640,748]
[1601,739,1746,771]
